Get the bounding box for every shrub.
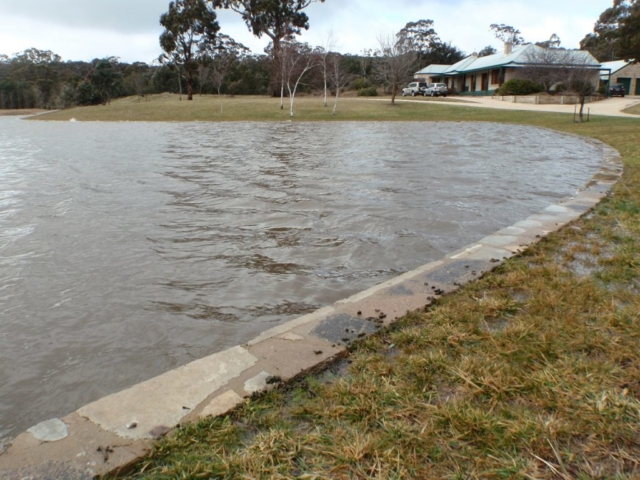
[552,82,567,94]
[352,77,372,91]
[357,87,378,96]
[60,85,77,108]
[497,78,545,95]
[75,81,101,106]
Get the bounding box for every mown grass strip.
[78,98,640,479]
[623,103,640,115]
[26,93,563,124]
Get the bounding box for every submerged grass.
[81,97,640,479]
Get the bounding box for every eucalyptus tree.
[396,20,464,66]
[89,57,124,105]
[428,41,465,64]
[490,24,525,46]
[358,49,374,78]
[12,48,62,65]
[317,31,335,107]
[8,48,64,108]
[328,52,351,115]
[536,33,562,49]
[124,62,152,101]
[580,0,640,61]
[211,0,324,52]
[159,0,220,100]
[200,34,250,112]
[477,45,497,57]
[396,19,441,64]
[375,33,417,105]
[211,0,325,107]
[278,41,316,117]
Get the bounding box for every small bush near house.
[552,82,567,94]
[497,78,545,95]
[357,87,378,96]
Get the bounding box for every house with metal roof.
[600,60,640,96]
[415,43,601,96]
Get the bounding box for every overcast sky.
[0,0,611,63]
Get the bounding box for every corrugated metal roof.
[415,64,450,75]
[600,60,631,80]
[460,45,532,72]
[444,55,478,74]
[416,46,601,77]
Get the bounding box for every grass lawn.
[623,102,640,115]
[0,108,45,116]
[34,93,473,123]
[57,96,640,479]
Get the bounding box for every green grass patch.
[623,103,640,115]
[77,96,640,479]
[34,93,488,123]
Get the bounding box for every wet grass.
[79,98,640,479]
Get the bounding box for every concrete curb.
[0,137,623,479]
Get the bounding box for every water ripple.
[0,118,602,442]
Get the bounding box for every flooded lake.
[0,118,601,442]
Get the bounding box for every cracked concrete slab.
[1,413,148,479]
[243,371,273,395]
[423,259,488,285]
[277,332,305,341]
[561,203,592,213]
[386,284,415,296]
[466,245,513,261]
[311,314,379,345]
[77,346,257,440]
[247,306,335,346]
[199,391,245,419]
[480,235,520,247]
[247,334,341,380]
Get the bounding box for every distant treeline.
[0,47,392,110]
[0,40,467,110]
[0,48,276,109]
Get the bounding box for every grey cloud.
[0,0,348,39]
[0,0,174,34]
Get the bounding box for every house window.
[491,69,500,85]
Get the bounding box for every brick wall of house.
[612,63,640,95]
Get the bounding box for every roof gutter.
[444,62,602,76]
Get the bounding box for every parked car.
[424,83,448,97]
[609,83,626,97]
[401,82,427,97]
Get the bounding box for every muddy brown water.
[0,118,601,442]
